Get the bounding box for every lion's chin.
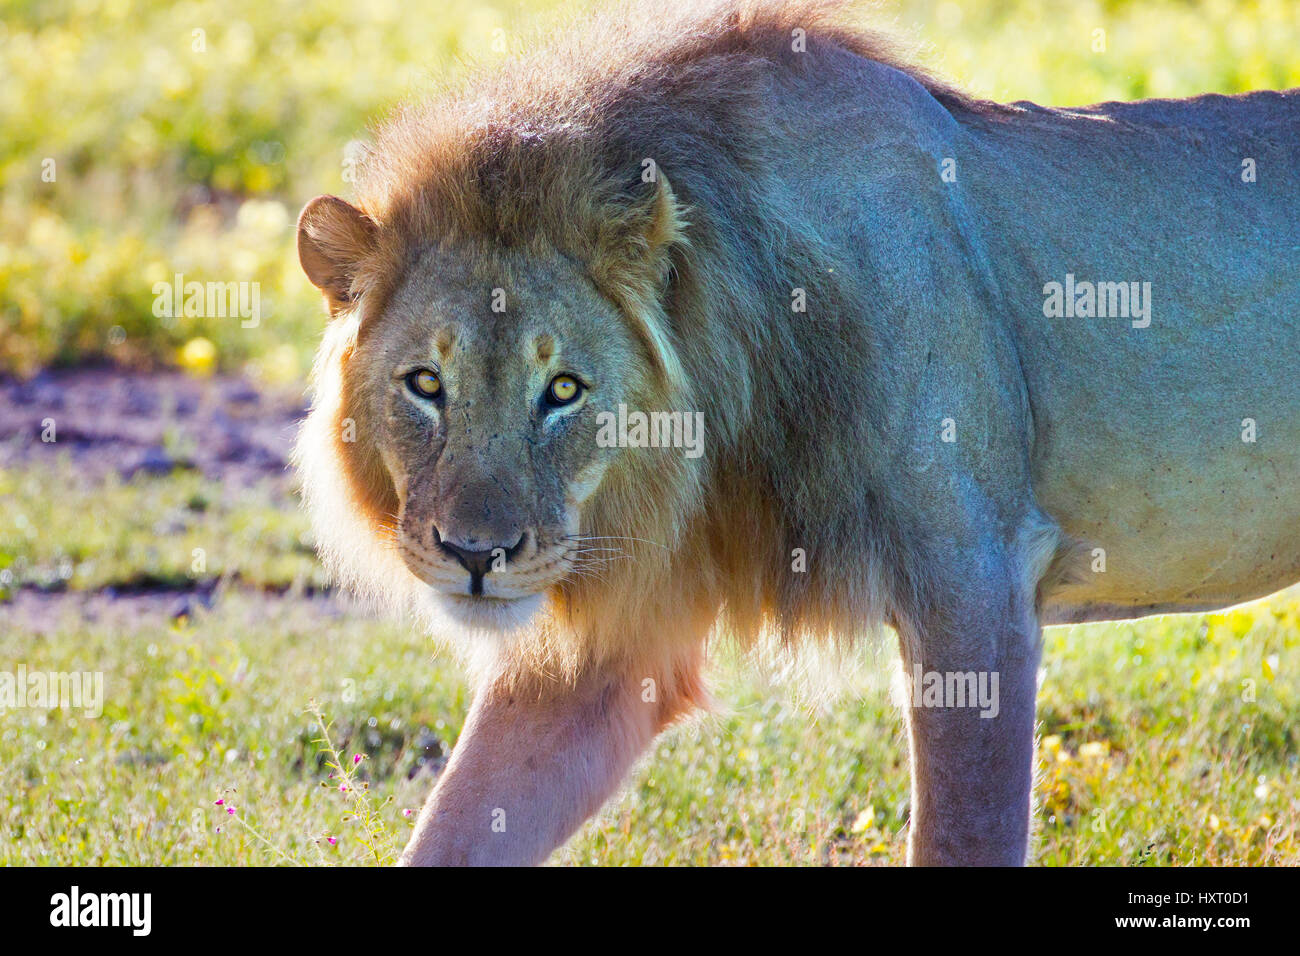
[430,591,545,636]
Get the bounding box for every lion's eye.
[545,374,582,407]
[406,369,441,399]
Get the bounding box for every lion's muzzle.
[432,526,527,596]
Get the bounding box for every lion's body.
[294,0,1300,865]
[968,95,1300,620]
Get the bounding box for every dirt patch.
[0,585,363,637]
[0,366,308,486]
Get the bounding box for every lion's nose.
[434,528,525,580]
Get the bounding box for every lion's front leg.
[399,660,684,866]
[896,532,1047,867]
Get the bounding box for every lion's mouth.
[432,590,545,634]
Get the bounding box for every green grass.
[0,461,322,594]
[1,461,1296,865]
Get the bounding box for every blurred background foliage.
[1,0,1298,381]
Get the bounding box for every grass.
[1,461,1296,865]
[0,461,322,594]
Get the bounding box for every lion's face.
[355,243,645,632]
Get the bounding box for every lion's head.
[292,0,940,676]
[299,224,659,631]
[292,141,703,641]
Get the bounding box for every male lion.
[293,0,1300,865]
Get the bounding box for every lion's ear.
[297,195,378,315]
[628,170,686,291]
[594,171,688,386]
[641,171,686,275]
